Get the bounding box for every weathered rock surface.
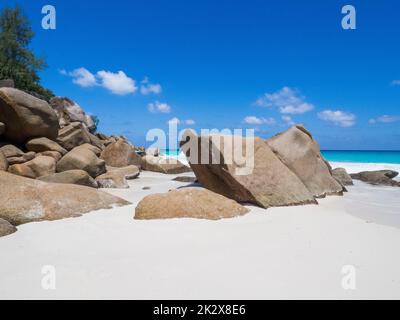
[39,170,98,188]
[57,144,106,178]
[0,150,8,171]
[100,139,142,168]
[135,187,250,220]
[0,171,130,226]
[96,165,140,188]
[26,137,67,155]
[0,88,59,143]
[50,97,96,132]
[0,144,24,158]
[350,170,399,187]
[0,218,17,237]
[180,131,316,208]
[56,122,91,151]
[8,156,56,178]
[267,125,344,197]
[7,151,36,165]
[88,132,104,150]
[142,155,191,174]
[8,163,35,178]
[332,168,353,186]
[96,133,109,140]
[78,143,102,156]
[102,137,116,147]
[37,151,62,162]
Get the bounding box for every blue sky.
[2,0,400,150]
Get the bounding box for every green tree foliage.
[0,5,54,100]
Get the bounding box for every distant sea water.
[162,150,400,164]
[321,151,400,164]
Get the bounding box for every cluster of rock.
[137,128,400,221]
[0,88,144,236]
[0,86,196,236]
[0,88,144,189]
[180,125,345,209]
[135,125,348,220]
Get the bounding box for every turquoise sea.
[321,151,400,164]
[162,150,400,164]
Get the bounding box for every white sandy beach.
[0,163,400,300]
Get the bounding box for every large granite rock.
[56,122,91,151]
[142,155,191,174]
[57,144,106,178]
[135,187,250,220]
[26,137,67,155]
[8,156,56,178]
[350,170,399,187]
[267,125,344,197]
[0,171,130,226]
[100,139,142,168]
[0,88,59,143]
[0,150,8,171]
[0,218,17,237]
[180,130,316,208]
[50,97,96,132]
[39,170,98,188]
[332,168,353,186]
[96,165,140,188]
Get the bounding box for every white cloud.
[318,110,356,127]
[369,115,400,124]
[61,67,137,95]
[96,70,137,95]
[282,115,295,126]
[61,67,97,88]
[140,77,162,95]
[391,80,400,86]
[243,116,276,125]
[255,87,314,114]
[148,101,171,113]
